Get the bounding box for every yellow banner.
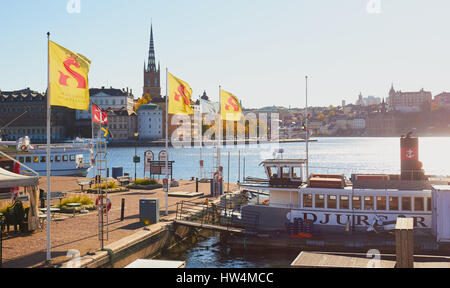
[220,89,242,121]
[168,72,194,115]
[49,41,91,110]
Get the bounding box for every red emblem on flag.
[92,104,108,125]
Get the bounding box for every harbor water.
[100,137,450,182]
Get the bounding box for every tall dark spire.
[147,23,156,72]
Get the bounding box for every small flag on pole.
[49,41,91,110]
[101,127,114,139]
[92,104,108,125]
[168,72,194,115]
[220,89,242,121]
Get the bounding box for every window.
[427,197,432,211]
[364,196,374,210]
[40,156,46,163]
[50,156,54,162]
[352,196,362,210]
[303,194,313,208]
[315,194,325,208]
[281,167,290,179]
[414,197,424,211]
[26,157,31,163]
[55,156,61,162]
[292,167,302,180]
[402,197,412,211]
[376,196,386,210]
[327,195,337,209]
[63,155,68,162]
[389,197,399,211]
[267,167,278,178]
[340,195,349,209]
[70,155,76,162]
[18,157,24,163]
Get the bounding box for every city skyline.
[2,0,450,108]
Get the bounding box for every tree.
[135,93,152,111]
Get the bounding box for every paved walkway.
[0,177,237,268]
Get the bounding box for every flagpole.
[218,85,221,172]
[46,32,52,263]
[305,75,309,179]
[165,68,169,215]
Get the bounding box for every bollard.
[196,178,199,192]
[120,198,125,221]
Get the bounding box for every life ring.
[95,196,111,214]
[263,199,269,205]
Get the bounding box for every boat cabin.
[261,159,306,188]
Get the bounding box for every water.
[158,233,299,268]
[101,137,450,182]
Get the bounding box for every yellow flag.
[168,72,194,115]
[49,41,91,110]
[220,89,242,121]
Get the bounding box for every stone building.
[137,103,163,140]
[107,108,137,140]
[0,88,75,142]
[387,85,432,112]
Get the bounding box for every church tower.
[143,24,161,100]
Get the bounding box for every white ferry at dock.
[1,137,92,177]
[238,136,449,234]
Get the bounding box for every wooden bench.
[77,179,93,192]
[39,190,66,207]
[117,176,131,186]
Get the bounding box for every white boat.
[10,137,92,177]
[238,136,448,234]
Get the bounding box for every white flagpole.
[165,68,169,215]
[305,76,309,178]
[218,86,221,171]
[46,32,52,262]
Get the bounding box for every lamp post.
[134,132,139,182]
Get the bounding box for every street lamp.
[134,132,139,182]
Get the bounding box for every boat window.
[292,167,302,180]
[402,197,412,211]
[70,155,76,162]
[18,157,24,163]
[376,196,386,210]
[327,195,337,209]
[40,156,46,163]
[414,197,424,211]
[55,156,61,162]
[281,167,290,179]
[389,197,399,211]
[352,196,362,210]
[315,194,325,208]
[267,167,278,178]
[303,194,313,208]
[340,195,349,209]
[364,196,374,210]
[50,156,54,162]
[25,157,31,163]
[33,156,39,163]
[427,197,432,211]
[63,155,68,162]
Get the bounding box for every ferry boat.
[238,135,449,234]
[0,137,92,177]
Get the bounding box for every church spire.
[147,23,156,72]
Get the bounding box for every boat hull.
[33,168,90,177]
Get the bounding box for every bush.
[92,181,118,190]
[58,196,94,208]
[134,179,158,186]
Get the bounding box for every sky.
[1,0,450,108]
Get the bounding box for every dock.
[125,259,185,268]
[174,219,245,234]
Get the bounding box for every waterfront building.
[351,118,366,130]
[387,85,432,112]
[434,92,450,109]
[107,108,137,140]
[0,88,75,142]
[137,103,163,140]
[366,112,397,136]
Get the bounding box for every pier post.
[196,178,199,193]
[395,218,414,268]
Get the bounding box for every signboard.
[133,156,141,163]
[144,150,154,172]
[159,150,168,162]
